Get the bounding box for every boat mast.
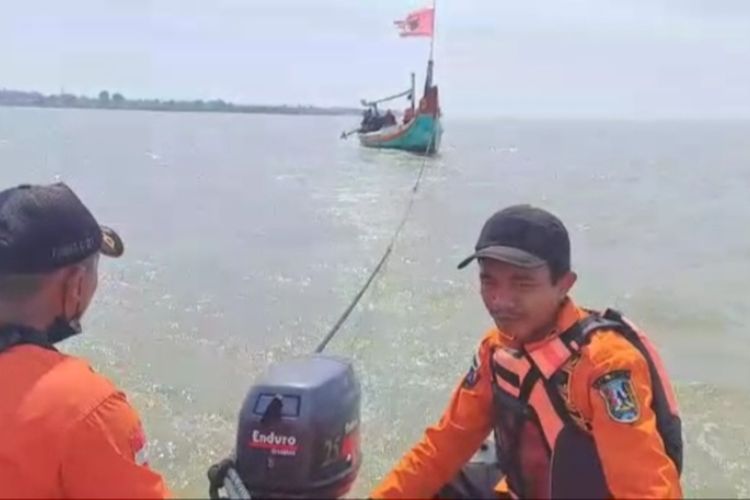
[425,0,436,93]
[410,73,416,112]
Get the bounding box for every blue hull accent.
[358,114,442,155]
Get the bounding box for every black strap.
[559,308,684,474]
[518,357,540,404]
[596,310,684,474]
[0,325,56,355]
[544,374,582,429]
[560,313,622,352]
[534,311,623,432]
[492,360,521,388]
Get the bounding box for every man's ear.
[60,264,87,318]
[557,271,577,298]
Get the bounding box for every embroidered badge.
[462,351,481,389]
[594,370,640,424]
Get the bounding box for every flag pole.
[424,0,436,93]
[429,0,437,61]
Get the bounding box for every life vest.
[489,308,682,499]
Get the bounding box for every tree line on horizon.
[0,89,361,116]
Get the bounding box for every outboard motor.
[208,354,361,499]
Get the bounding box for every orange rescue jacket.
[0,326,171,498]
[370,299,683,499]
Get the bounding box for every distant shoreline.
[0,89,362,117]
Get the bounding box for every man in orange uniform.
[371,204,683,499]
[0,183,171,498]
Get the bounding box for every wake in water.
[679,383,750,498]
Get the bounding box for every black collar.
[0,325,57,354]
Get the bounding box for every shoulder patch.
[462,351,481,389]
[594,370,639,423]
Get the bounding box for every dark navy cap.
[458,204,570,274]
[0,182,124,275]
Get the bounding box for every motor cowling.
[234,354,361,498]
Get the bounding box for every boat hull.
[357,113,442,154]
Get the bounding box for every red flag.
[394,7,434,38]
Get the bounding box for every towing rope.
[315,125,436,353]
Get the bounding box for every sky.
[1,0,750,118]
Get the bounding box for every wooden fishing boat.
[357,63,442,155]
[341,3,442,155]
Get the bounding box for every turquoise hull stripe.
[359,115,442,154]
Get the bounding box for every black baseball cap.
[457,204,570,274]
[0,182,124,275]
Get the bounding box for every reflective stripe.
[527,338,571,379]
[496,376,520,398]
[493,349,531,382]
[529,383,564,451]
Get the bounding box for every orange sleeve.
[369,337,495,499]
[571,330,682,499]
[60,391,172,498]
